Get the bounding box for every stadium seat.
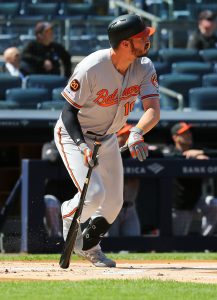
[189,87,217,110]
[86,15,114,35]
[159,73,201,109]
[153,62,171,76]
[67,35,97,56]
[0,74,22,100]
[65,15,87,36]
[25,75,67,98]
[159,48,201,64]
[199,49,217,63]
[95,35,110,51]
[172,62,214,76]
[0,101,19,109]
[0,60,4,72]
[37,100,64,110]
[147,1,169,18]
[147,49,159,62]
[187,3,217,20]
[202,74,217,87]
[6,87,49,109]
[52,87,64,101]
[0,2,20,19]
[0,34,20,54]
[25,3,59,19]
[64,3,95,17]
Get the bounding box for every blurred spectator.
[41,139,78,239]
[169,122,217,236]
[42,140,62,238]
[108,123,141,237]
[2,47,25,78]
[187,10,217,50]
[21,22,72,77]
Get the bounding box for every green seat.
[172,62,214,76]
[153,62,170,76]
[189,87,217,110]
[0,3,20,18]
[159,48,201,64]
[25,75,67,99]
[199,49,217,63]
[159,73,201,109]
[64,3,95,16]
[0,74,22,100]
[6,87,49,109]
[52,87,64,101]
[0,101,19,109]
[203,74,217,87]
[26,3,59,18]
[37,101,64,110]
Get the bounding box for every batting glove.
[127,127,148,162]
[79,143,98,168]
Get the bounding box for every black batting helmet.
[107,14,155,49]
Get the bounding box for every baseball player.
[54,14,160,267]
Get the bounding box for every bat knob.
[59,256,70,269]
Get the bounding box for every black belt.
[86,131,105,137]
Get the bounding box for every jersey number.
[124,101,135,116]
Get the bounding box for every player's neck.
[110,48,134,75]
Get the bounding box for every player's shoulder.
[141,56,153,66]
[134,56,155,73]
[78,49,111,71]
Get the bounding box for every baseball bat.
[119,144,128,153]
[59,141,101,269]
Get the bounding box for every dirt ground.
[1,260,217,283]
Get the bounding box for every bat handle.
[119,144,128,153]
[92,141,101,162]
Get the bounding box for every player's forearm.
[61,102,85,146]
[136,100,160,135]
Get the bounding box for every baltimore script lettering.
[94,85,140,107]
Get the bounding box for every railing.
[159,85,184,111]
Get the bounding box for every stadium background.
[0,0,217,254]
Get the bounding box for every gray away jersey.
[61,49,159,136]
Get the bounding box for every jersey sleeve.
[139,58,160,102]
[61,68,92,109]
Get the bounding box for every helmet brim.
[131,27,156,39]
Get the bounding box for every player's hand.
[79,143,98,168]
[43,59,53,71]
[127,127,148,162]
[183,149,209,160]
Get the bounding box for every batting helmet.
[107,14,155,49]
